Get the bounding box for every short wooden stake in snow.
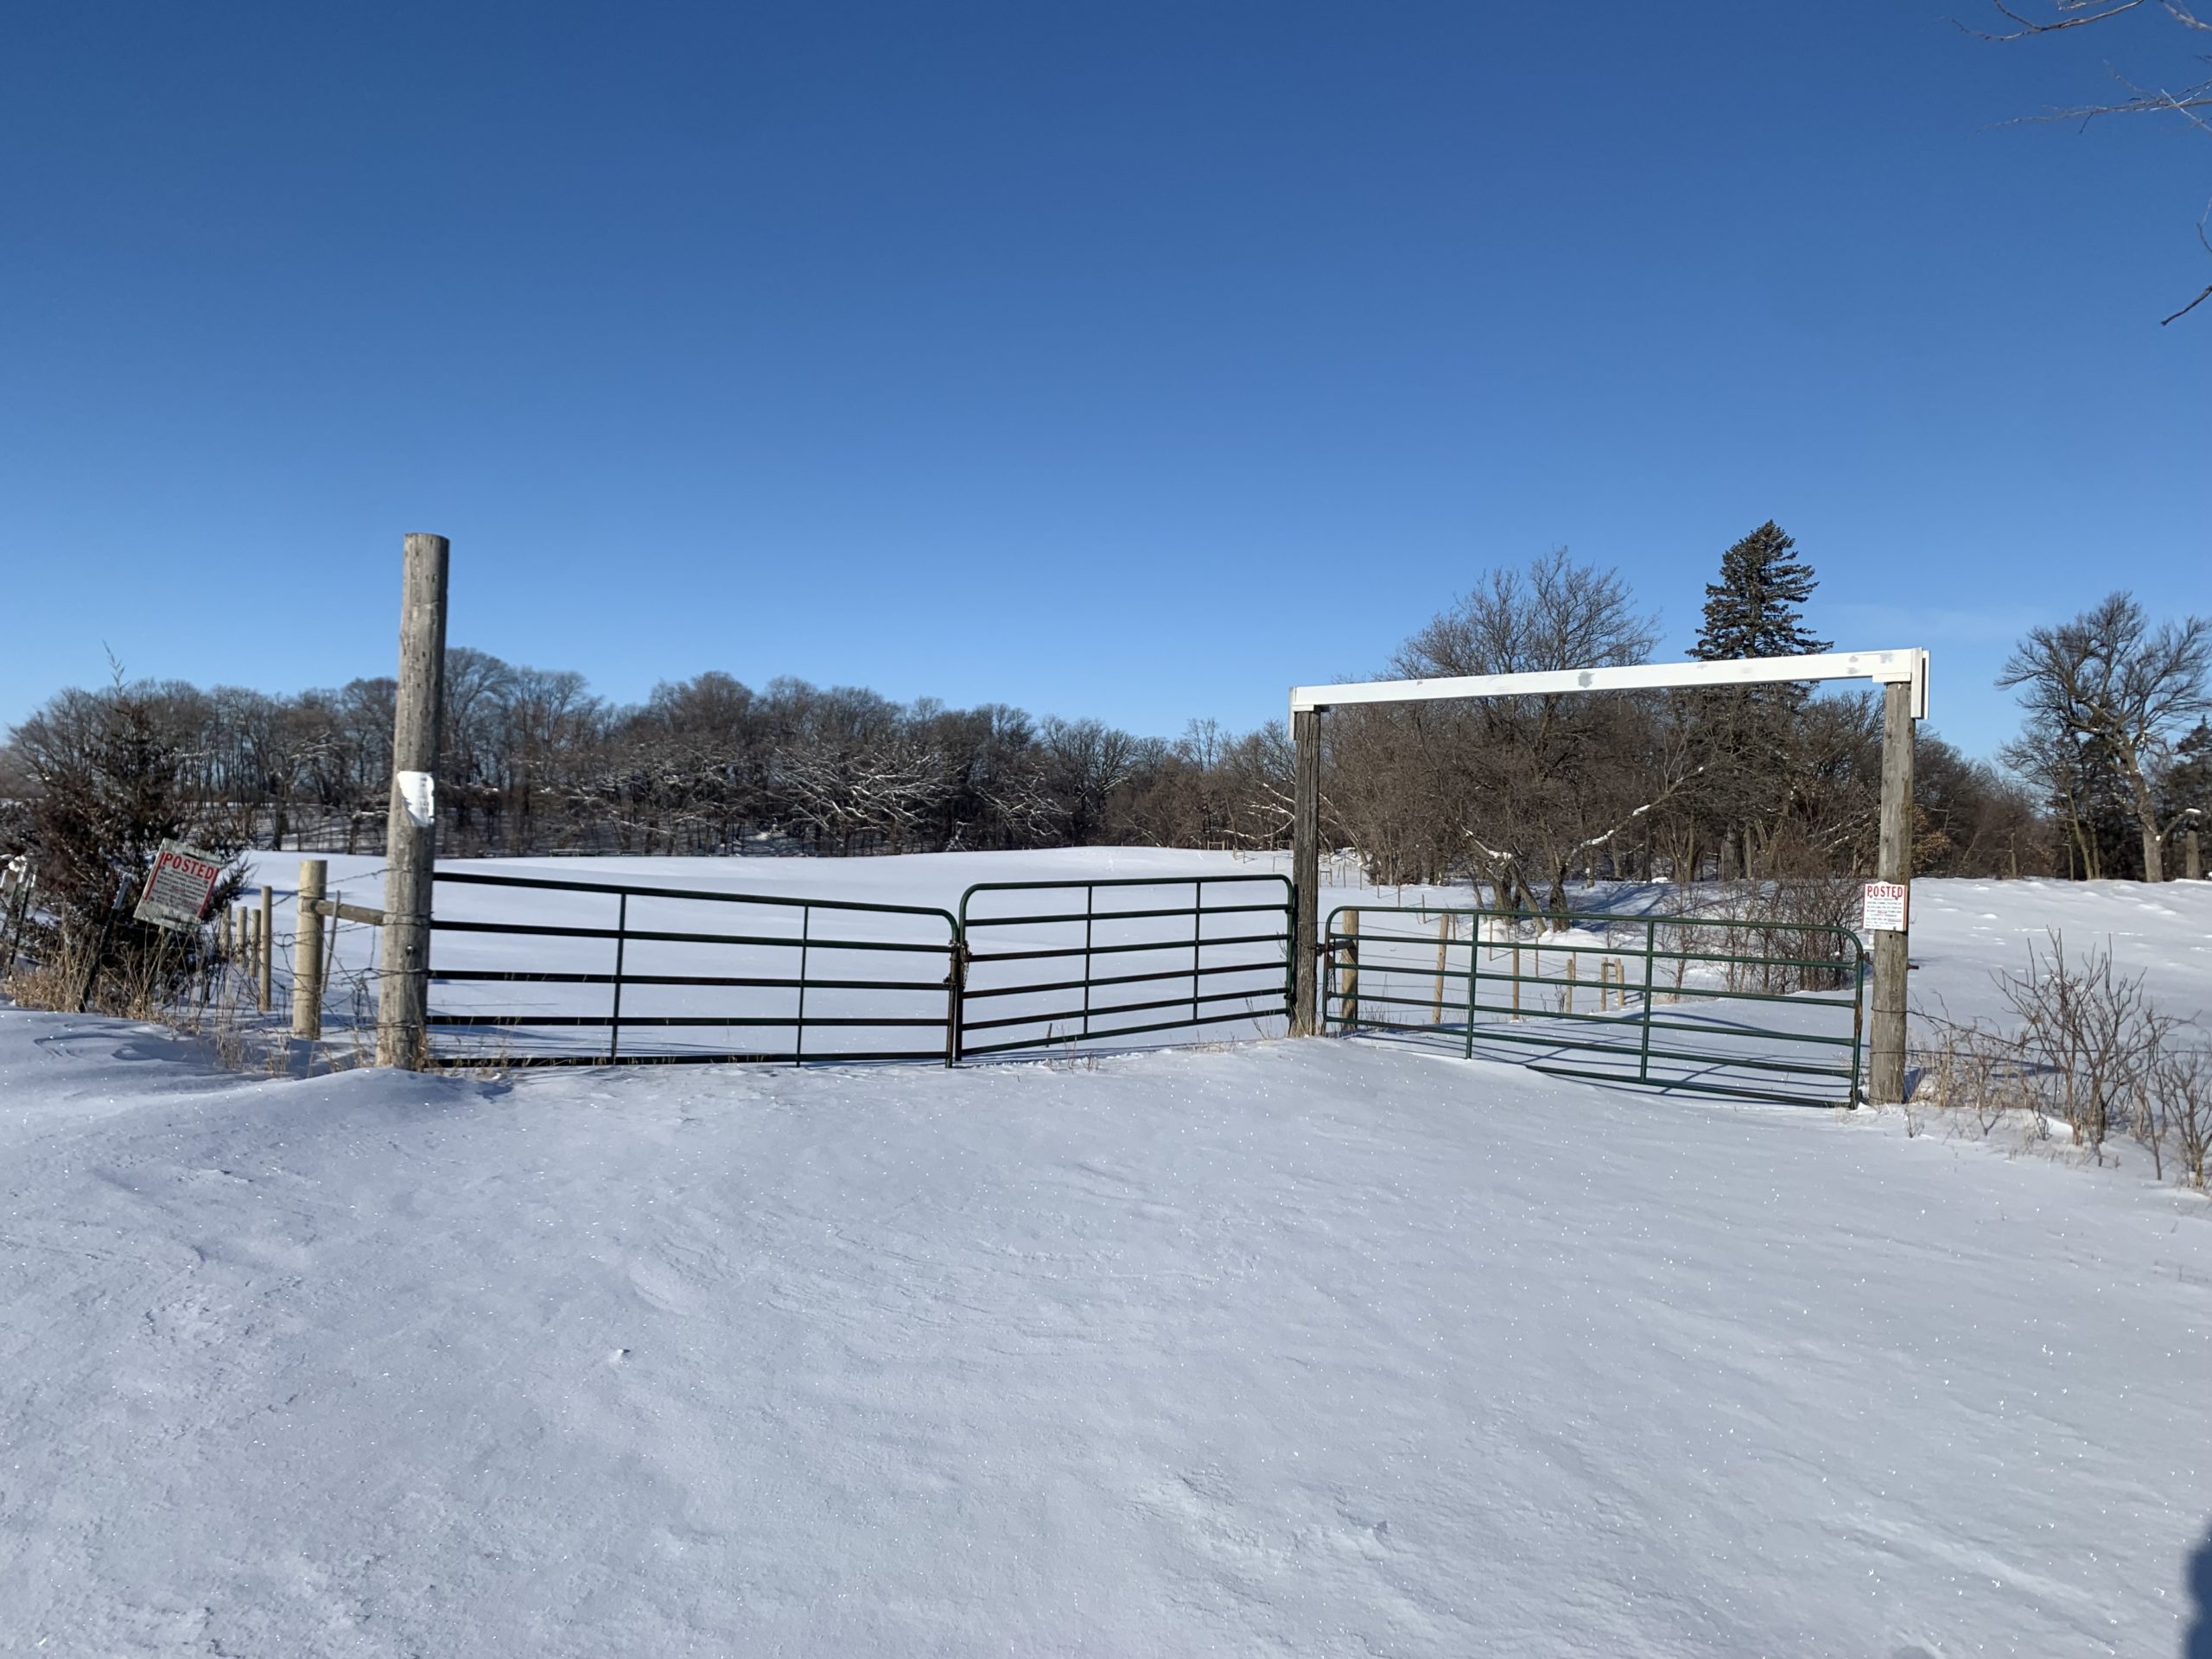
[257,885,273,1014]
[1433,912,1450,1024]
[1342,908,1360,1029]
[378,532,449,1070]
[292,859,327,1043]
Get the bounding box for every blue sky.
[3,2,2205,760]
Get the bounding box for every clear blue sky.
[4,2,2205,760]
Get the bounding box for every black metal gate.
[423,868,1293,1067]
[427,869,962,1065]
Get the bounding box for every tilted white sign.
[134,841,222,931]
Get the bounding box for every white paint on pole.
[1861,881,1908,934]
[133,841,222,931]
[397,771,436,829]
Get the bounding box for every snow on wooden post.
[1867,681,1916,1105]
[1290,706,1321,1035]
[378,533,449,1070]
[293,859,327,1043]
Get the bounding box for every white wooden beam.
[1291,648,1929,721]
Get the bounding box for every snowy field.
[3,855,2211,1655]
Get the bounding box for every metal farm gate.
[956,874,1294,1058]
[1322,902,1866,1107]
[417,868,1859,1104]
[423,868,1293,1067]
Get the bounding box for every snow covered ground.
[4,857,2210,1655]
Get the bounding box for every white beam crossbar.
[1291,648,1929,721]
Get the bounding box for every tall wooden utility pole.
[377,533,448,1069]
[1290,705,1323,1034]
[1866,681,1917,1105]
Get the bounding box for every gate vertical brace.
[608,892,627,1062]
[944,935,967,1068]
[1081,884,1093,1041]
[1868,680,1916,1104]
[1464,916,1480,1059]
[1637,918,1658,1085]
[1291,706,1322,1035]
[1191,880,1201,1035]
[795,906,810,1066]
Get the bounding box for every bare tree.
[1332,550,1677,909]
[1999,593,2211,880]
[1965,0,2212,322]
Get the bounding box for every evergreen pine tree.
[1688,522,1828,878]
[1690,521,1829,661]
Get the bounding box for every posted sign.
[1861,881,1908,934]
[134,841,222,931]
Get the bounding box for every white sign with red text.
[134,841,222,931]
[1861,881,1908,934]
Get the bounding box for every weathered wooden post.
[257,883,274,1013]
[378,533,449,1069]
[1290,704,1322,1034]
[1433,912,1450,1025]
[1341,907,1359,1028]
[293,859,327,1042]
[1867,680,1917,1104]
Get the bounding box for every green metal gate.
[956,873,1294,1058]
[1323,903,1866,1107]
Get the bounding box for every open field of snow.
[6,855,2211,1655]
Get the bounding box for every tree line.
[3,525,2205,911]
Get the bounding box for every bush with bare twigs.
[1910,931,2207,1187]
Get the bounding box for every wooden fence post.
[1868,681,1916,1104]
[1433,912,1450,1024]
[257,883,273,1014]
[1342,907,1359,1029]
[378,533,449,1070]
[293,860,327,1042]
[1290,706,1321,1034]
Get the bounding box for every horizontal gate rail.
[427,869,960,1067]
[957,873,1294,1058]
[1324,902,1866,1107]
